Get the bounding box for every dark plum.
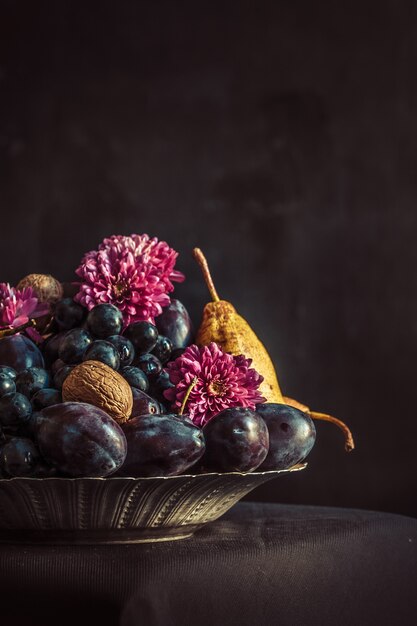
[53,365,74,389]
[121,366,149,392]
[256,403,316,471]
[107,335,135,367]
[31,388,62,411]
[134,353,162,378]
[0,373,16,397]
[54,298,86,330]
[123,321,158,355]
[0,437,42,477]
[86,304,123,338]
[149,370,174,403]
[0,392,32,433]
[24,410,42,439]
[120,413,205,477]
[151,335,173,364]
[201,407,269,473]
[0,366,17,380]
[29,461,62,477]
[0,334,44,372]
[82,340,120,370]
[131,388,161,418]
[59,328,92,364]
[37,402,127,477]
[16,367,50,397]
[155,299,193,350]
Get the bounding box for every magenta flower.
[74,234,185,326]
[164,342,266,427]
[0,283,49,329]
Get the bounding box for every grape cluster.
[0,298,316,479]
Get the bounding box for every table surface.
[1,502,416,626]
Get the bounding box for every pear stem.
[0,318,37,339]
[179,376,198,415]
[193,248,220,302]
[310,411,355,452]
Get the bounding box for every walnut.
[17,274,63,304]
[62,360,133,423]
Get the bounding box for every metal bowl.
[0,464,306,544]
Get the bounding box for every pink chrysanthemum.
[164,342,266,427]
[0,283,49,329]
[74,234,185,326]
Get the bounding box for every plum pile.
[0,297,316,479]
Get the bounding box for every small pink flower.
[164,342,266,426]
[0,283,49,329]
[74,234,185,326]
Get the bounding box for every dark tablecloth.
[1,502,416,626]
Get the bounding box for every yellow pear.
[193,248,284,403]
[193,248,355,452]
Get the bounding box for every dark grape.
[119,414,205,477]
[201,407,269,473]
[155,299,193,350]
[256,403,316,471]
[170,347,186,361]
[131,388,161,418]
[149,370,174,403]
[31,388,62,411]
[0,437,42,477]
[41,332,67,367]
[86,304,123,338]
[83,340,120,370]
[54,298,86,330]
[134,354,162,378]
[0,334,44,372]
[151,335,173,364]
[0,393,33,432]
[123,321,158,355]
[53,365,74,389]
[51,358,66,375]
[107,335,135,367]
[15,367,50,398]
[37,402,127,477]
[121,366,149,392]
[59,328,92,364]
[0,373,16,397]
[0,366,17,380]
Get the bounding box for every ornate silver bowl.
[0,464,306,544]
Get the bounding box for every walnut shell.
[62,360,133,424]
[17,273,63,304]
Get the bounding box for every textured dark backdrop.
[0,0,416,517]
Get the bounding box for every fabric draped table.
[1,502,416,626]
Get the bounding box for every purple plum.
[37,402,127,477]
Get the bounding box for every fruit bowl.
[0,464,306,544]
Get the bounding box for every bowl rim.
[0,462,307,482]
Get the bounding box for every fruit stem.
[0,318,37,339]
[310,411,355,452]
[179,376,198,415]
[193,248,220,302]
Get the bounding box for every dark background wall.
[0,0,416,517]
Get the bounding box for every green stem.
[179,376,198,415]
